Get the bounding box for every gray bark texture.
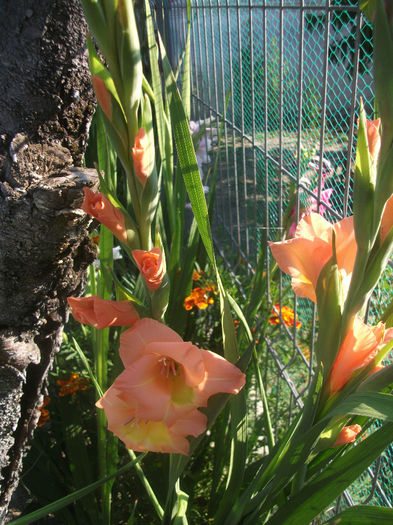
[0,1,98,519]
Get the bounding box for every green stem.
[127,450,164,520]
[253,349,275,451]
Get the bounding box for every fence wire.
[161,0,393,514]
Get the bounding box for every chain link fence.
[161,0,393,516]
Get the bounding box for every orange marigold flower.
[192,270,203,281]
[269,304,301,328]
[183,287,215,311]
[57,373,89,397]
[37,397,51,427]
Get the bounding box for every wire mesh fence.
[161,0,393,515]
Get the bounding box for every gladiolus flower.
[96,318,246,454]
[328,316,393,394]
[366,118,381,160]
[333,425,362,447]
[132,248,164,291]
[132,128,150,186]
[269,213,357,303]
[67,296,139,329]
[82,187,127,243]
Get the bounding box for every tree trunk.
[0,1,97,519]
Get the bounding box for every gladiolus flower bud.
[82,187,127,243]
[92,76,112,120]
[67,296,139,329]
[132,128,150,186]
[132,247,164,291]
[333,425,362,447]
[366,118,381,160]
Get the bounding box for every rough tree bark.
[0,1,98,519]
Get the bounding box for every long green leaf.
[323,504,393,524]
[328,392,393,421]
[181,0,191,120]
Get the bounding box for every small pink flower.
[333,425,362,447]
[82,187,127,243]
[67,296,139,329]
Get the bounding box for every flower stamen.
[158,357,177,378]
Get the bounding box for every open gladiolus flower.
[132,127,150,186]
[96,318,246,454]
[82,187,127,243]
[269,213,357,303]
[328,316,393,394]
[333,425,362,447]
[132,247,165,291]
[67,296,139,329]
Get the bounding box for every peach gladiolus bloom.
[366,118,381,160]
[328,315,393,394]
[269,213,357,303]
[333,425,362,447]
[97,386,207,454]
[96,318,246,454]
[132,247,164,291]
[132,128,150,186]
[67,296,139,329]
[82,187,127,243]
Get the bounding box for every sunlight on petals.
[328,316,393,394]
[269,213,357,303]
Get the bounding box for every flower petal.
[114,355,171,422]
[196,350,246,404]
[120,319,183,366]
